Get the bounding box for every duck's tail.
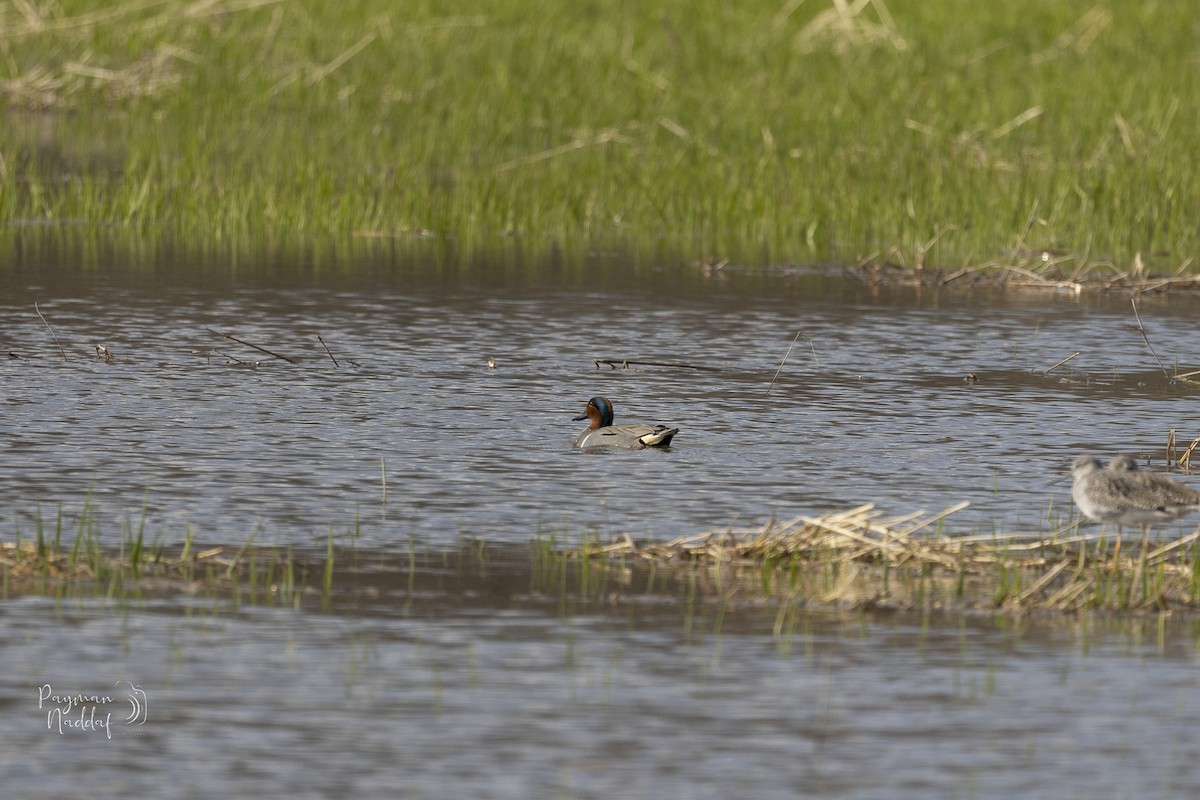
[638,426,680,448]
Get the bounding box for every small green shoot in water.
[323,534,335,599]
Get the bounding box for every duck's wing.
[611,424,678,448]
[575,425,679,449]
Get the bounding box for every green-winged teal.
[572,396,679,450]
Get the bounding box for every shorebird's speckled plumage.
[572,396,679,450]
[1108,455,1139,473]
[1071,454,1200,549]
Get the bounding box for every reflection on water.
[5,253,1200,797]
[2,543,1200,798]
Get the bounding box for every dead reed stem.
[317,334,339,367]
[766,330,814,395]
[1130,298,1170,379]
[206,327,297,363]
[1042,352,1080,374]
[34,302,68,361]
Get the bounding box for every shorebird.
[1071,454,1200,551]
[1108,455,1139,473]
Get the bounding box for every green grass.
[6,502,1200,616]
[2,507,337,609]
[2,0,1199,273]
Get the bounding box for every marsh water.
[5,249,1200,798]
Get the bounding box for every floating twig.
[206,348,258,368]
[206,327,297,364]
[592,358,720,372]
[190,348,233,365]
[767,330,815,395]
[1042,352,1080,374]
[34,302,67,361]
[1130,298,1170,379]
[317,334,340,368]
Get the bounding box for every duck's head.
[573,396,614,429]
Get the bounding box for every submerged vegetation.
[2,0,1200,274]
[8,500,1200,617]
[1,505,336,608]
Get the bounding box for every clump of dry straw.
[570,502,1200,614]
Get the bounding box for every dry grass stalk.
[494,129,634,174]
[795,0,906,54]
[568,503,1200,614]
[0,541,91,580]
[0,539,227,581]
[0,0,282,109]
[932,249,1200,294]
[1179,438,1200,471]
[0,538,316,601]
[1032,7,1112,64]
[1041,352,1080,374]
[305,31,377,86]
[3,43,180,109]
[1166,430,1200,471]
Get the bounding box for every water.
[5,266,1200,547]
[5,551,1200,799]
[4,255,1200,798]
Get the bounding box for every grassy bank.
[1,0,1199,272]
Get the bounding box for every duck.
[572,396,679,449]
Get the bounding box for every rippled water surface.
[4,256,1200,797]
[5,265,1200,547]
